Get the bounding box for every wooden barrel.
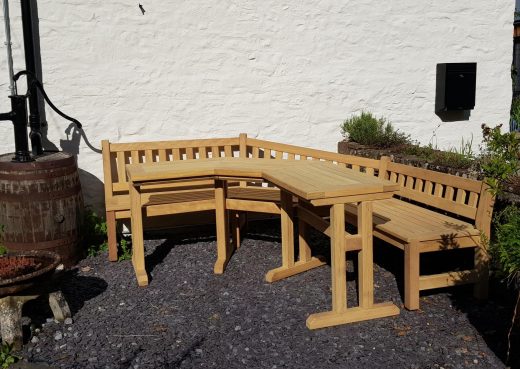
[0,152,84,267]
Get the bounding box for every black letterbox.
[435,63,477,112]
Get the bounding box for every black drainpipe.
[20,0,43,156]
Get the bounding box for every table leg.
[266,191,325,282]
[130,182,148,286]
[358,201,374,308]
[306,202,399,330]
[214,180,233,274]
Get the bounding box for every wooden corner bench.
[101,133,494,310]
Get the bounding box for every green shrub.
[82,208,132,260]
[480,124,520,196]
[340,111,410,148]
[492,205,520,286]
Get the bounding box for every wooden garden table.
[126,158,400,329]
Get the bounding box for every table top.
[126,158,399,201]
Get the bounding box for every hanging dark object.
[0,0,81,163]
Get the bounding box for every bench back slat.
[383,161,483,220]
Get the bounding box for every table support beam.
[266,191,326,282]
[306,202,399,330]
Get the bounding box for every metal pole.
[2,0,16,95]
[20,0,43,155]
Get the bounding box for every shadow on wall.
[42,123,105,215]
[435,110,471,122]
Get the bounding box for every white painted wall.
[0,0,514,209]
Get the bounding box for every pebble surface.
[18,221,513,369]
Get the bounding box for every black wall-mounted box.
[435,63,476,112]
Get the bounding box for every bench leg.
[474,243,489,300]
[404,243,420,310]
[106,211,118,262]
[231,211,241,250]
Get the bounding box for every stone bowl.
[0,250,61,297]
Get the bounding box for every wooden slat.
[239,133,247,158]
[406,176,415,189]
[226,198,280,214]
[186,147,194,160]
[246,138,381,168]
[434,183,444,197]
[366,167,374,176]
[386,161,482,192]
[445,186,454,201]
[199,146,207,159]
[252,146,259,158]
[110,137,239,152]
[211,146,219,158]
[116,151,127,183]
[425,180,433,195]
[146,200,215,217]
[397,187,478,219]
[145,149,153,163]
[414,178,423,191]
[224,145,232,157]
[419,270,478,290]
[468,192,479,207]
[158,149,167,161]
[455,189,466,204]
[172,148,180,160]
[131,150,139,164]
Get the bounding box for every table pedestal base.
[266,256,326,282]
[306,302,400,330]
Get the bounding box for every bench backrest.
[245,137,382,176]
[102,137,241,201]
[380,160,494,234]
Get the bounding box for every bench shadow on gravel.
[373,240,518,368]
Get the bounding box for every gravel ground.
[17,220,516,369]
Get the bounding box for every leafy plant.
[81,208,132,261]
[0,343,18,368]
[402,137,475,169]
[493,206,520,285]
[118,237,132,262]
[491,205,520,364]
[480,124,520,196]
[340,111,410,148]
[82,208,108,257]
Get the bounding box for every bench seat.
[346,199,480,245]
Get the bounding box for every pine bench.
[101,134,494,310]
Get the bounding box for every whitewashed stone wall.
[0,0,514,209]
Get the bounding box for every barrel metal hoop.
[4,236,78,250]
[0,164,77,180]
[0,183,82,201]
